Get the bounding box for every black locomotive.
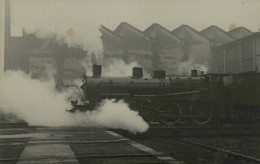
[68,65,260,124]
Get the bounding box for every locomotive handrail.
[101,93,131,96]
[132,91,201,97]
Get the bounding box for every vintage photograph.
[0,0,259,163]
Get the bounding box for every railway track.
[0,125,183,164]
[113,123,260,163]
[120,135,260,164]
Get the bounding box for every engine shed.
[212,32,260,74]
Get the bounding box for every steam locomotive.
[68,65,260,124]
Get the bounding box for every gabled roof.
[213,32,260,49]
[114,22,148,39]
[200,25,233,38]
[143,23,182,42]
[228,27,253,39]
[200,25,235,46]
[172,24,210,42]
[99,25,120,40]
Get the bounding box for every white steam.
[103,59,139,77]
[73,100,149,134]
[0,70,149,134]
[0,70,77,126]
[80,57,150,77]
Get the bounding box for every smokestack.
[191,69,198,77]
[132,67,143,79]
[93,64,102,77]
[153,70,166,79]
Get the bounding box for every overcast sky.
[11,0,260,51]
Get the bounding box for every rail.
[175,138,260,163]
[132,91,200,97]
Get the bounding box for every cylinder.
[132,67,143,79]
[153,70,166,79]
[93,65,102,77]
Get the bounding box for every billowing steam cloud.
[0,70,78,126]
[73,100,149,133]
[103,59,138,77]
[0,70,149,134]
[80,56,150,77]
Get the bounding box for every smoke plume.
[0,70,149,134]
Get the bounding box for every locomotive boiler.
[69,65,217,125]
